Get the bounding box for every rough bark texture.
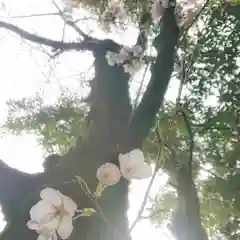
[0,2,208,240]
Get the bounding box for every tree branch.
[129,4,179,145]
[0,20,96,51]
[52,1,90,40]
[0,12,60,19]
[136,12,152,50]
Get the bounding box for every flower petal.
[131,164,152,179]
[57,216,73,239]
[36,224,58,236]
[27,220,41,230]
[62,195,77,217]
[40,214,60,230]
[30,200,55,222]
[40,188,62,206]
[118,152,130,166]
[129,149,145,163]
[119,149,145,169]
[51,232,58,240]
[37,230,58,240]
[52,232,58,240]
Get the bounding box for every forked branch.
[0,20,96,51]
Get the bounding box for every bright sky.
[0,0,177,239]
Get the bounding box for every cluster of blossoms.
[105,45,145,75]
[27,149,151,239]
[97,149,152,187]
[151,0,200,27]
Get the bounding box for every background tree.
[0,0,239,240]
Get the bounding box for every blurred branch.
[136,12,152,50]
[180,109,194,170]
[0,20,98,51]
[133,62,149,109]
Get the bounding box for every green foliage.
[2,92,90,155]
[142,3,240,239]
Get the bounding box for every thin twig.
[52,1,90,40]
[129,147,162,232]
[180,0,211,41]
[0,12,60,19]
[199,166,226,181]
[75,176,125,240]
[129,68,186,231]
[133,63,149,109]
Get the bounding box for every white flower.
[28,220,58,240]
[27,188,77,240]
[123,57,144,75]
[118,149,152,180]
[96,163,121,186]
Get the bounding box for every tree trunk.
[171,167,208,240]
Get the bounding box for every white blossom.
[106,45,144,74]
[118,149,152,180]
[27,188,77,240]
[28,220,58,240]
[123,57,144,74]
[97,163,121,186]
